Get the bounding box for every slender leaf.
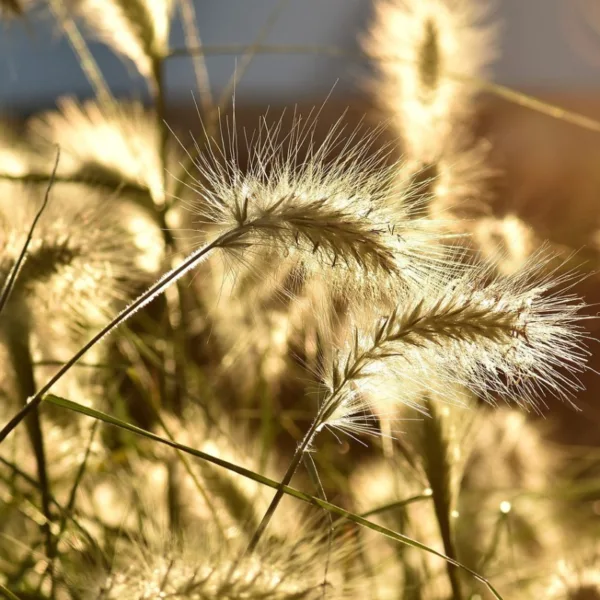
[45,393,503,599]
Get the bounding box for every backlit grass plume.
[80,523,360,600]
[364,0,496,163]
[67,0,174,78]
[30,98,170,206]
[319,257,589,439]
[244,254,590,555]
[183,113,451,293]
[0,182,146,337]
[3,2,600,599]
[0,112,452,451]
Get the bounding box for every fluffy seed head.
[364,0,496,163]
[67,0,174,76]
[30,98,170,206]
[545,558,600,600]
[80,520,361,600]
[0,181,147,336]
[181,112,452,295]
[457,408,564,575]
[316,256,590,439]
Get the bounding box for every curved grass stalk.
[0,583,21,600]
[0,456,103,558]
[0,150,59,316]
[4,327,54,572]
[47,0,113,106]
[0,232,226,444]
[421,398,462,600]
[177,0,213,113]
[357,492,432,520]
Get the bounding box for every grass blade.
[45,393,504,600]
[0,149,59,317]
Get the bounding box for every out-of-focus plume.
[0,182,147,336]
[543,555,600,600]
[457,407,563,584]
[30,98,174,207]
[470,214,539,276]
[66,0,174,77]
[364,0,496,164]
[77,404,287,540]
[78,521,362,600]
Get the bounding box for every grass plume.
[67,0,174,78]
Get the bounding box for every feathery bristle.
[364,0,496,163]
[67,0,174,76]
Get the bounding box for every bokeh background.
[3,0,600,111]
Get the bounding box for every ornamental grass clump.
[0,1,599,599]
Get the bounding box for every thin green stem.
[150,53,186,413]
[171,0,290,205]
[358,493,432,520]
[153,410,228,537]
[422,399,462,600]
[151,56,169,209]
[0,583,22,600]
[245,413,322,554]
[215,0,291,112]
[48,0,113,106]
[0,456,102,558]
[246,338,369,556]
[479,511,509,572]
[177,0,213,114]
[39,420,99,592]
[5,327,54,575]
[0,150,58,316]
